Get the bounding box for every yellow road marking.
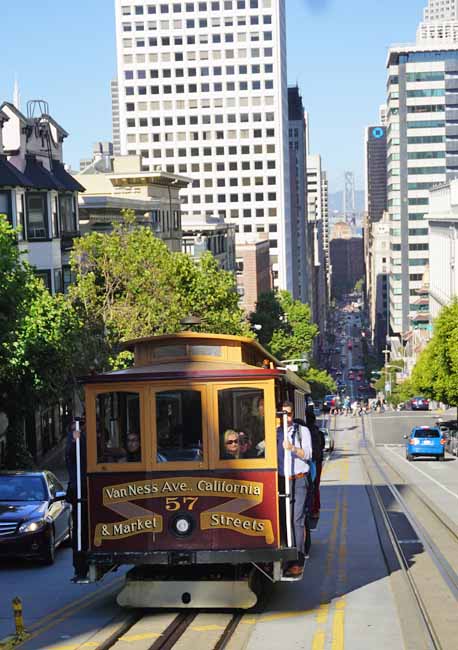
[26,577,124,635]
[331,608,345,650]
[12,580,123,650]
[241,618,256,625]
[316,604,329,625]
[311,630,326,650]
[190,625,226,632]
[258,610,312,623]
[119,632,162,641]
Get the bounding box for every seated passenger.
[221,429,240,459]
[239,432,258,459]
[119,432,141,462]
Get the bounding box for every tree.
[304,367,337,400]
[69,214,249,368]
[253,290,318,362]
[353,277,364,294]
[249,291,284,348]
[0,217,82,468]
[411,300,458,410]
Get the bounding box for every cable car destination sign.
[93,476,274,546]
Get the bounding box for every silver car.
[446,429,458,456]
[320,427,334,453]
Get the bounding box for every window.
[0,190,12,225]
[26,192,48,240]
[218,388,265,460]
[156,390,203,462]
[59,194,77,233]
[96,391,142,464]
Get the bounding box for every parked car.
[410,396,430,411]
[320,427,334,453]
[404,426,446,461]
[0,471,72,565]
[348,371,355,380]
[447,430,458,456]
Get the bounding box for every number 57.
[165,497,198,511]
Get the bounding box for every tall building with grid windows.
[114,0,293,294]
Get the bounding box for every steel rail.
[360,416,440,649]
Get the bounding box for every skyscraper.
[288,86,308,303]
[386,42,458,334]
[365,126,387,225]
[113,0,293,293]
[417,0,458,42]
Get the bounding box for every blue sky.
[0,0,428,193]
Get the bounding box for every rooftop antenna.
[26,99,49,120]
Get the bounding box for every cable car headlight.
[171,514,194,537]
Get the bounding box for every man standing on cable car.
[277,401,313,577]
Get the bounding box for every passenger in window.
[221,429,240,459]
[238,432,258,459]
[121,432,141,462]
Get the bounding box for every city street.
[3,410,458,649]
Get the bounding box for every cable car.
[75,332,311,609]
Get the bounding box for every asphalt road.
[369,411,442,445]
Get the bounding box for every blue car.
[405,426,445,461]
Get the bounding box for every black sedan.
[0,471,72,565]
[410,396,430,411]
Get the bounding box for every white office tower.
[417,0,458,43]
[114,0,293,293]
[385,41,458,335]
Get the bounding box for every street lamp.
[279,357,310,372]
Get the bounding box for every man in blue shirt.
[277,401,313,576]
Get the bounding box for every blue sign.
[372,127,385,139]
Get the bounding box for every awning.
[0,155,33,188]
[51,160,85,192]
[24,155,64,190]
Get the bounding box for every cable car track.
[361,415,458,650]
[99,611,245,650]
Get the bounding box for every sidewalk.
[245,415,405,649]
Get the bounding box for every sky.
[0,0,429,195]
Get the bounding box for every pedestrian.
[306,407,325,519]
[276,401,313,576]
[65,416,89,581]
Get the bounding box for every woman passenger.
[221,429,240,459]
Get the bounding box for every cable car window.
[218,388,265,459]
[156,390,203,462]
[96,392,141,463]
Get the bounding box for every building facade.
[385,44,458,334]
[287,86,308,303]
[428,179,458,318]
[306,153,328,352]
[74,152,190,252]
[0,100,84,294]
[235,234,272,315]
[364,124,388,349]
[182,212,236,272]
[330,236,364,300]
[366,213,390,353]
[114,0,293,293]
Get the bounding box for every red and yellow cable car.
[78,331,311,608]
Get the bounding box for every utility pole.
[382,348,390,397]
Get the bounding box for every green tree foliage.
[249,291,284,348]
[304,367,337,400]
[69,214,249,367]
[411,300,458,406]
[0,217,81,468]
[250,290,318,361]
[249,289,334,398]
[353,277,364,294]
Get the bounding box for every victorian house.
[0,100,84,294]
